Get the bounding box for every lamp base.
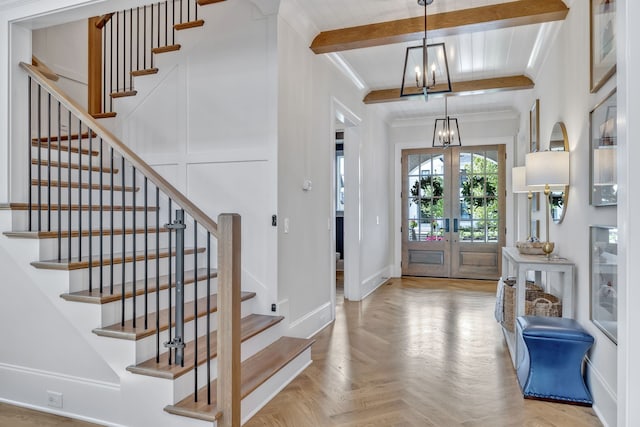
[542,241,555,258]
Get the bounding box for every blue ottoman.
[516,316,594,406]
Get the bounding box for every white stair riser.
[29,187,138,206]
[99,277,219,326]
[11,209,163,232]
[134,297,255,364]
[36,232,171,260]
[66,252,211,293]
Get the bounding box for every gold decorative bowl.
[516,241,545,255]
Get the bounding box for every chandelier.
[433,96,461,147]
[400,0,452,101]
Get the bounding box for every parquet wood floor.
[245,276,603,427]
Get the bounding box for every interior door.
[401,145,505,280]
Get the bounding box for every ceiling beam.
[363,75,534,104]
[310,0,569,54]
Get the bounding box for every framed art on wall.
[590,89,617,206]
[590,0,616,92]
[590,225,617,343]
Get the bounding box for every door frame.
[393,136,515,277]
[330,98,362,317]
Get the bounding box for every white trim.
[0,362,120,389]
[0,398,127,427]
[585,357,617,427]
[359,265,392,300]
[287,301,332,339]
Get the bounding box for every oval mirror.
[549,122,569,223]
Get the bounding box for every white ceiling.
[296,0,564,123]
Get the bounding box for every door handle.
[453,218,459,232]
[444,219,450,233]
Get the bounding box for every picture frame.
[590,225,617,343]
[590,89,617,206]
[529,99,540,211]
[590,0,616,93]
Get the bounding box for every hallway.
[246,277,602,426]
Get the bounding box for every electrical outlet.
[47,391,63,408]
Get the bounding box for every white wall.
[277,6,392,337]
[511,2,617,424]
[113,0,280,315]
[32,19,87,109]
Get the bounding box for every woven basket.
[502,280,556,332]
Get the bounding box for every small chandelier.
[400,0,452,101]
[433,96,461,147]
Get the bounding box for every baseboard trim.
[287,301,332,339]
[359,265,392,300]
[0,362,119,389]
[585,357,616,427]
[0,362,123,426]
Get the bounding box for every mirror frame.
[549,122,569,224]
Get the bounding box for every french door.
[401,145,506,280]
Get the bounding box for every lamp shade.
[525,151,570,187]
[512,166,530,193]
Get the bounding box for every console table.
[501,247,575,368]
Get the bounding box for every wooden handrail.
[95,13,115,30]
[21,62,219,238]
[31,55,59,81]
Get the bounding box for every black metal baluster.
[129,8,133,90]
[67,111,72,261]
[193,220,198,399]
[206,231,211,405]
[155,186,160,362]
[187,0,190,23]
[180,0,183,23]
[116,12,120,94]
[172,0,175,45]
[110,147,115,294]
[36,85,41,232]
[144,6,147,70]
[144,177,149,330]
[167,199,173,364]
[150,5,154,68]
[136,8,140,72]
[109,18,114,112]
[103,21,107,113]
[165,1,168,47]
[99,138,104,293]
[88,130,93,292]
[123,9,126,94]
[47,93,51,231]
[77,119,83,261]
[132,166,137,328]
[27,79,32,231]
[121,156,126,327]
[57,103,62,260]
[157,2,161,48]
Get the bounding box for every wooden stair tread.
[174,20,205,31]
[31,179,138,192]
[32,246,204,271]
[164,337,314,422]
[197,0,226,5]
[4,227,167,240]
[6,203,157,212]
[110,90,137,99]
[127,314,284,379]
[32,158,118,173]
[92,112,117,119]
[131,68,158,77]
[61,267,216,304]
[152,44,181,54]
[32,138,99,156]
[93,291,257,341]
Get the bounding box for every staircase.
[0,2,313,424]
